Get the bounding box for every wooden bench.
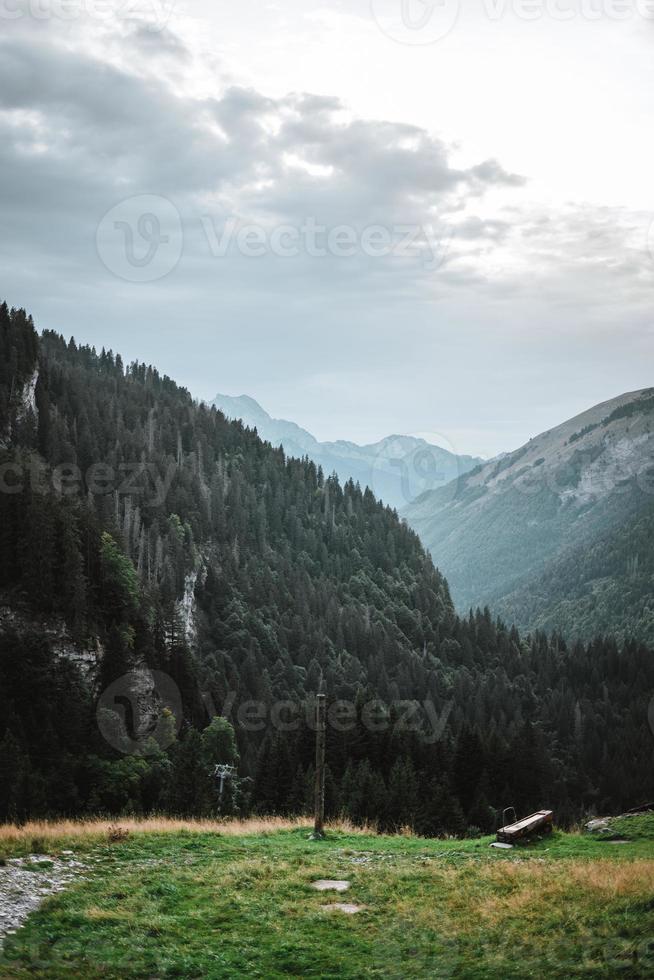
[497,809,553,843]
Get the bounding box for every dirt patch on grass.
[0,854,88,946]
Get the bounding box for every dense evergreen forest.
[494,495,654,646]
[1,302,653,832]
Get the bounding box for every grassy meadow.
[1,814,653,978]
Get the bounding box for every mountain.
[404,389,654,644]
[2,301,653,830]
[213,392,483,511]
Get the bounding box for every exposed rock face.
[55,646,101,677]
[1,367,39,449]
[177,556,208,646]
[128,665,168,742]
[96,664,183,754]
[179,569,198,644]
[0,603,102,681]
[15,368,39,424]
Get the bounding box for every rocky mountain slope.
[213,392,482,511]
[404,388,654,643]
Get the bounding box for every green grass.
[2,816,654,978]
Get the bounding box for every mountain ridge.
[404,386,654,644]
[213,391,483,511]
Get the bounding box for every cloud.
[0,22,522,241]
[128,22,189,59]
[1,19,650,311]
[0,14,652,459]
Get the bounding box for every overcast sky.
[1,1,653,456]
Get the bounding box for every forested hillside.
[405,390,654,645]
[494,495,654,642]
[1,302,653,833]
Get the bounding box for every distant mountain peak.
[212,391,483,510]
[213,393,270,426]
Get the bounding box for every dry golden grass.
[0,814,378,847]
[474,858,654,926]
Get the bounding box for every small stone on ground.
[311,879,350,892]
[322,903,363,914]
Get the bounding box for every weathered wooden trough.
[496,808,553,844]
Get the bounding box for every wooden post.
[313,693,326,838]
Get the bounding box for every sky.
[1,0,653,457]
